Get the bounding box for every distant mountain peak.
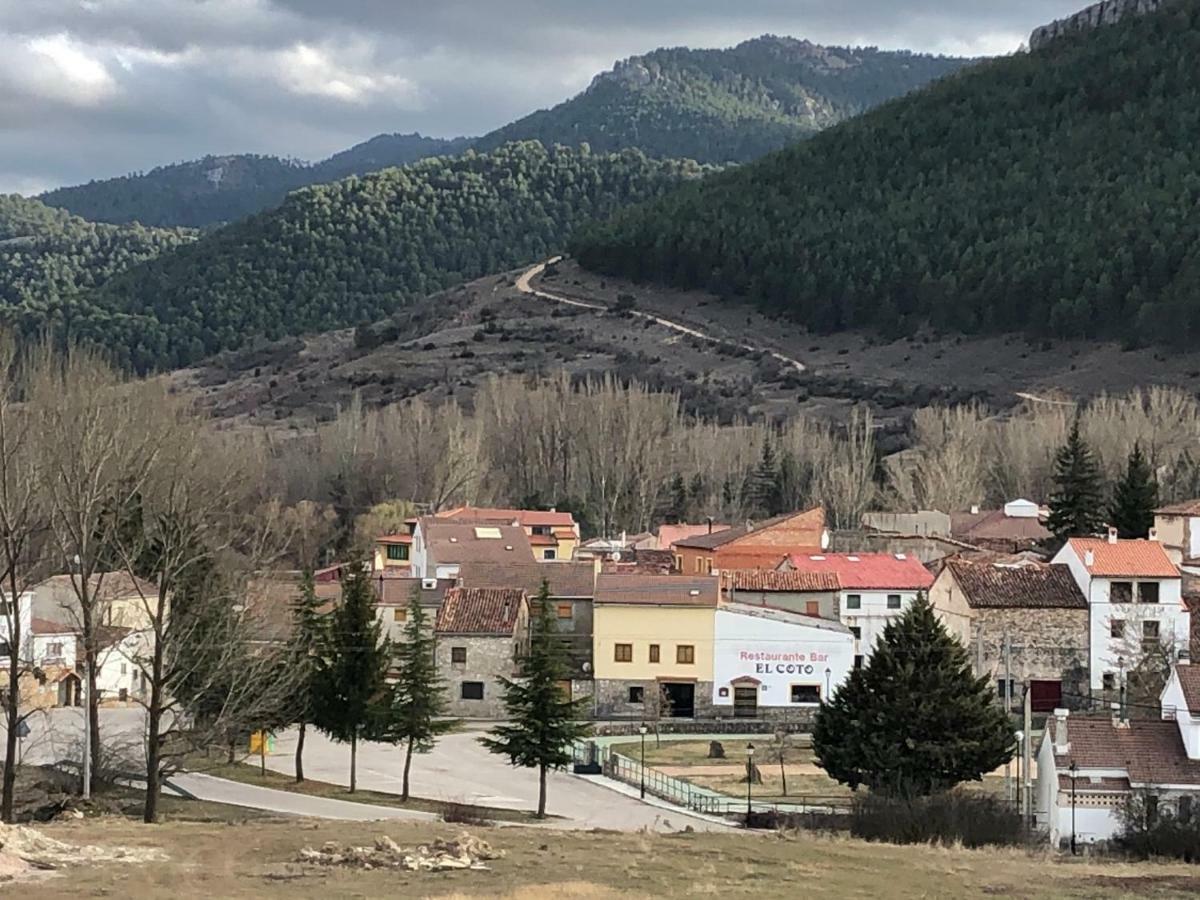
[1030,0,1176,49]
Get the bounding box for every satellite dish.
[612,551,622,562]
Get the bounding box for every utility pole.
[975,625,984,675]
[1023,682,1034,829]
[82,657,91,800]
[1004,630,1012,805]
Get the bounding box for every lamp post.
[1118,655,1127,721]
[1069,761,1078,856]
[746,742,756,823]
[1014,730,1024,812]
[639,723,647,799]
[824,667,831,699]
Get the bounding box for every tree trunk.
[349,732,357,794]
[402,738,414,802]
[142,629,166,824]
[537,764,547,819]
[295,721,306,783]
[227,736,236,764]
[2,648,19,823]
[780,758,787,797]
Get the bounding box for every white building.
[1052,532,1189,691]
[1037,664,1200,846]
[409,519,533,580]
[777,553,934,666]
[711,603,854,716]
[95,629,151,704]
[1154,499,1200,569]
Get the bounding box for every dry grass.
[608,740,786,767]
[14,817,1200,899]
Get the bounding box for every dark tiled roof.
[456,562,595,598]
[729,570,840,592]
[671,508,823,550]
[434,587,525,635]
[1178,666,1200,712]
[31,617,78,636]
[419,520,534,564]
[602,549,676,576]
[1050,715,1200,786]
[1157,499,1200,516]
[594,574,719,607]
[435,506,577,528]
[951,509,1051,542]
[373,576,455,607]
[946,560,1087,609]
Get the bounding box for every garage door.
[1029,680,1062,712]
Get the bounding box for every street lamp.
[1014,730,1024,812]
[824,667,831,699]
[1069,761,1078,856]
[746,742,756,823]
[1118,655,1127,721]
[639,723,647,799]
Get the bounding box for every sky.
[0,0,1088,195]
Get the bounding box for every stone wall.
[592,677,820,725]
[1030,0,1174,50]
[972,607,1090,706]
[436,634,520,719]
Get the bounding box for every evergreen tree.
[751,436,782,517]
[813,595,1014,797]
[287,570,327,783]
[666,473,688,524]
[480,581,591,817]
[312,564,392,792]
[1047,418,1105,541]
[389,587,455,801]
[1109,443,1159,539]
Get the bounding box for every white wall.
[838,590,919,661]
[410,525,428,578]
[1189,517,1200,560]
[1162,669,1200,760]
[31,633,76,668]
[96,634,150,701]
[1088,579,1188,690]
[0,592,34,662]
[1054,803,1121,846]
[711,608,854,708]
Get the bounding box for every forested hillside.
[89,142,707,370]
[573,2,1200,347]
[475,36,970,163]
[39,134,470,228]
[0,195,196,352]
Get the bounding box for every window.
[628,686,645,704]
[694,557,703,574]
[555,603,572,619]
[531,524,552,536]
[543,549,557,560]
[461,681,484,700]
[850,626,862,641]
[887,594,902,610]
[649,644,660,663]
[791,685,821,704]
[805,601,820,616]
[393,608,407,623]
[120,663,127,675]
[386,543,409,561]
[0,600,9,615]
[676,645,695,665]
[1179,796,1193,823]
[1143,620,1160,644]
[1111,581,1133,603]
[614,643,633,663]
[47,642,63,658]
[705,558,714,574]
[0,641,9,657]
[1139,582,1160,604]
[473,526,503,539]
[854,655,864,670]
[673,555,683,572]
[846,594,862,610]
[451,646,467,664]
[1110,619,1125,639]
[1102,672,1116,691]
[1147,794,1159,825]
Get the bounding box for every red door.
[1029,680,1062,712]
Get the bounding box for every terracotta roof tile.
[434,588,525,635]
[1177,666,1200,712]
[594,574,719,606]
[456,562,595,598]
[31,617,77,636]
[419,520,534,565]
[657,523,730,549]
[783,553,934,590]
[671,507,823,550]
[945,560,1087,609]
[728,570,840,592]
[951,508,1051,542]
[376,533,413,544]
[1050,715,1200,786]
[435,506,577,528]
[372,576,455,607]
[1068,538,1180,579]
[1157,499,1200,516]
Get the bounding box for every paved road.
[262,726,732,832]
[516,258,806,374]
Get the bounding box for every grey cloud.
[0,0,1088,194]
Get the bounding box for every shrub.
[1115,790,1200,862]
[850,791,1026,848]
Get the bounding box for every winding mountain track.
[516,257,806,373]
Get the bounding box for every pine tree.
[480,581,591,817]
[312,564,391,792]
[667,473,688,524]
[751,436,782,517]
[813,595,1014,797]
[287,570,326,783]
[1047,418,1105,541]
[389,586,455,801]
[1109,443,1159,539]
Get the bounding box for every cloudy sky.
[1,0,1086,195]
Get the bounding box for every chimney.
[1107,526,1119,544]
[820,528,830,551]
[970,504,980,515]
[1149,527,1159,542]
[1112,702,1130,729]
[1179,647,1191,666]
[1052,708,1070,753]
[706,516,714,535]
[1085,549,1095,568]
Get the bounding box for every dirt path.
[516,257,806,373]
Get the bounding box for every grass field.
[17,816,1200,899]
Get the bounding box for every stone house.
[434,587,528,719]
[722,569,840,620]
[373,576,455,644]
[929,559,1089,711]
[670,507,826,575]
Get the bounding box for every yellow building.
[373,533,413,574]
[592,574,718,719]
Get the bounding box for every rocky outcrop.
[1030,0,1174,50]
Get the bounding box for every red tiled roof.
[1157,499,1200,516]
[657,523,730,550]
[783,553,934,590]
[594,574,719,607]
[672,508,823,550]
[1068,538,1180,579]
[435,506,576,528]
[376,533,413,544]
[1050,715,1200,786]
[945,560,1087,609]
[951,509,1051,542]
[1177,666,1200,712]
[528,533,557,547]
[728,570,840,592]
[419,520,534,564]
[434,587,525,635]
[1185,591,1200,663]
[456,562,596,598]
[31,617,77,636]
[1056,774,1131,793]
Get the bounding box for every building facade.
[434,587,528,718]
[1154,500,1200,567]
[671,507,826,575]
